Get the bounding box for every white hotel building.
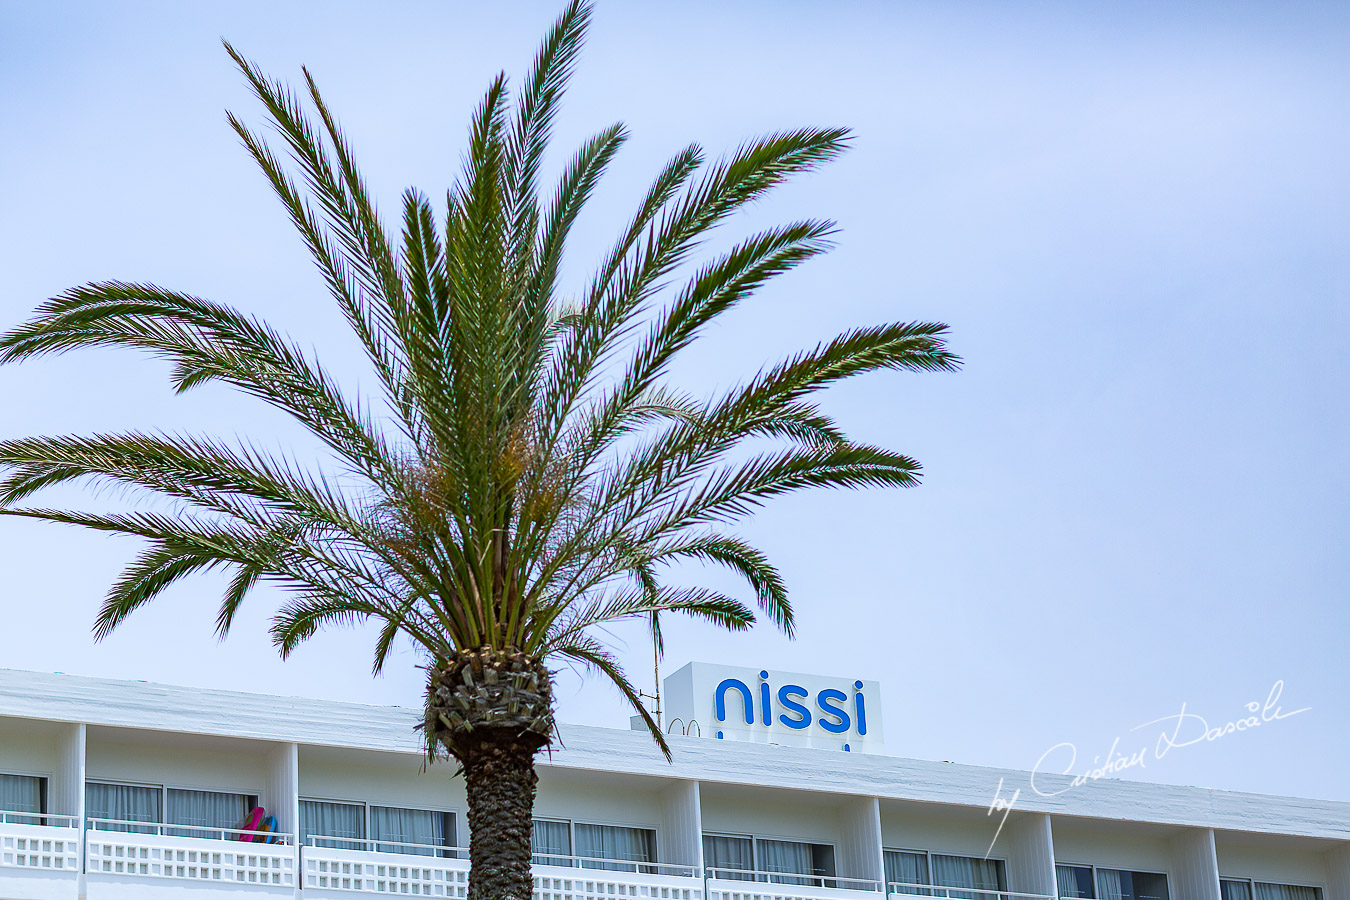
[0,664,1347,900]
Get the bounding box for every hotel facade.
[0,665,1347,900]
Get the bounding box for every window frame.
[535,816,661,871]
[703,831,840,886]
[1220,877,1326,900]
[885,847,1010,894]
[86,779,260,838]
[0,771,49,825]
[299,795,462,854]
[1054,862,1173,900]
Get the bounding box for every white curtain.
[932,855,1004,899]
[1058,866,1094,899]
[371,806,455,856]
[1095,869,1127,900]
[86,782,161,834]
[166,789,254,839]
[703,834,754,880]
[1222,883,1254,900]
[1256,885,1321,900]
[757,838,816,885]
[301,800,366,849]
[885,850,930,894]
[532,819,572,866]
[575,824,655,871]
[0,774,44,823]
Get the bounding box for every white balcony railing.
[0,811,80,871]
[533,855,703,900]
[706,867,881,900]
[0,813,81,900]
[86,817,296,891]
[304,840,704,899]
[888,884,1054,900]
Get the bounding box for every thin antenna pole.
[652,620,662,731]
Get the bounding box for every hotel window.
[0,774,47,825]
[165,788,257,838]
[758,838,836,886]
[933,854,1005,898]
[704,834,836,885]
[575,823,656,871]
[371,805,457,857]
[703,834,754,881]
[86,782,163,834]
[888,850,1004,898]
[1223,880,1322,900]
[534,819,657,871]
[1056,865,1169,900]
[884,850,930,893]
[1058,865,1096,899]
[301,799,366,849]
[88,782,257,838]
[532,818,573,866]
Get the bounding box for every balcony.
[532,853,702,900]
[306,839,703,900]
[0,810,80,900]
[886,884,1054,900]
[706,867,882,900]
[84,817,296,899]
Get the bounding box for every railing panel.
[707,876,882,900]
[86,829,295,888]
[533,861,704,900]
[304,844,470,897]
[0,821,80,872]
[302,845,706,900]
[0,819,81,900]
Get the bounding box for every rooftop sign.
[661,662,884,753]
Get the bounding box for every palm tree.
[0,4,957,898]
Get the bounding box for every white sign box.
[661,662,884,754]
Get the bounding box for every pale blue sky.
[2,2,1347,804]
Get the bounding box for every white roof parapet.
[1,667,1346,841]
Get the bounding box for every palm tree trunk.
[462,734,539,900]
[424,648,554,900]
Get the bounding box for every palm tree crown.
[0,5,956,897]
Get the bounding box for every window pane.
[1256,885,1322,900]
[1059,866,1096,899]
[703,834,754,881]
[301,800,366,849]
[166,789,256,839]
[812,844,837,880]
[575,823,656,871]
[371,806,455,857]
[0,774,45,824]
[532,819,572,867]
[1222,882,1253,900]
[86,783,162,834]
[932,855,1006,898]
[757,839,819,886]
[1097,869,1169,900]
[885,850,931,894]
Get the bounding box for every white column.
[1169,828,1220,900]
[660,780,703,871]
[264,742,300,836]
[53,723,86,900]
[838,796,884,888]
[50,723,85,820]
[1324,844,1350,900]
[1003,813,1056,897]
[264,742,301,899]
